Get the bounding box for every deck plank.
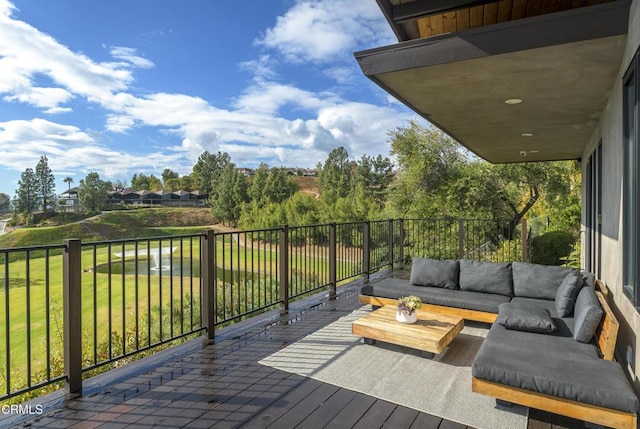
[240,378,324,429]
[409,412,444,429]
[351,399,397,429]
[324,393,378,429]
[382,406,420,428]
[296,387,359,428]
[265,383,341,428]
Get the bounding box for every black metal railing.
[80,234,204,373]
[0,217,528,402]
[0,245,67,400]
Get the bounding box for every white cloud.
[239,55,279,82]
[0,118,188,178]
[3,86,74,111]
[232,81,337,115]
[256,0,393,63]
[110,46,154,69]
[0,6,134,112]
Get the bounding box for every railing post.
[279,225,290,312]
[387,219,394,270]
[521,218,528,262]
[362,221,370,283]
[63,238,82,396]
[458,219,465,259]
[329,223,337,299]
[201,230,215,341]
[398,219,405,269]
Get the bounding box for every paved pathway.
[0,218,9,235]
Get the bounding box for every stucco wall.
[583,0,640,390]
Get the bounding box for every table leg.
[421,351,435,359]
[363,338,376,345]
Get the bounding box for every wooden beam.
[393,0,498,23]
[359,295,498,323]
[472,378,637,429]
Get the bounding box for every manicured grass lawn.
[0,234,359,394]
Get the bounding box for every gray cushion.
[459,260,513,297]
[472,323,638,413]
[409,257,459,289]
[581,271,595,289]
[555,270,584,317]
[573,286,603,343]
[496,302,556,334]
[510,297,577,334]
[361,277,510,313]
[512,262,573,300]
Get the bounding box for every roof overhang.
[355,1,630,163]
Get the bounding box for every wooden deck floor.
[6,280,599,429]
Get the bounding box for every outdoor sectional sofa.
[359,258,639,429]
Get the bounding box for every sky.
[0,0,420,197]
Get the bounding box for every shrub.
[531,230,575,265]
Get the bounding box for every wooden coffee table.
[352,305,464,358]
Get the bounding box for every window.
[623,54,639,305]
[585,143,602,278]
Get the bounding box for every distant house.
[59,188,208,212]
[58,187,81,213]
[106,189,208,206]
[236,168,254,177]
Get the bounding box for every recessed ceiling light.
[505,99,523,105]
[521,133,534,137]
[529,150,540,153]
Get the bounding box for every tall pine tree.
[35,155,56,212]
[15,168,39,214]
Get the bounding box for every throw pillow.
[573,286,604,343]
[459,259,513,297]
[496,302,556,334]
[555,270,584,317]
[409,258,459,289]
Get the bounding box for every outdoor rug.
[259,307,527,429]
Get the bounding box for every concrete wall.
[583,0,640,390]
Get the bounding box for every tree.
[161,168,179,188]
[387,121,466,218]
[249,162,269,205]
[179,174,195,192]
[130,173,162,191]
[354,154,393,205]
[209,163,249,226]
[0,193,10,213]
[263,168,297,205]
[63,176,74,190]
[35,155,56,212]
[192,151,231,196]
[112,179,128,191]
[14,168,39,214]
[78,172,111,212]
[317,147,353,200]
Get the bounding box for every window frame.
[622,52,640,305]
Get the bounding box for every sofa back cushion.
[459,260,513,297]
[573,286,604,343]
[409,257,459,289]
[512,262,574,300]
[555,270,584,317]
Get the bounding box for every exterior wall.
[583,0,640,390]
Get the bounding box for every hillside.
[0,208,216,248]
[292,176,319,199]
